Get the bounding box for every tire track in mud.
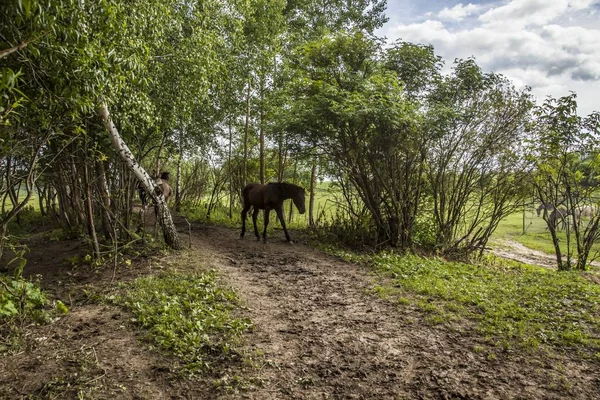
[189,224,599,400]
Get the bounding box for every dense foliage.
[1,0,599,267]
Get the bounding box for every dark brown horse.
[240,182,306,243]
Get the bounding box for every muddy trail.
[1,222,599,399]
[189,224,599,399]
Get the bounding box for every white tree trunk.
[98,102,183,250]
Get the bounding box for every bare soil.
[1,222,600,399]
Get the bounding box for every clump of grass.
[368,252,600,350]
[113,271,252,374]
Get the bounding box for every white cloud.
[379,0,600,115]
[479,0,599,29]
[438,3,482,21]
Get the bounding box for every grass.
[112,270,252,375]
[3,189,41,212]
[331,248,600,352]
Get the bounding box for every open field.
[490,207,600,263]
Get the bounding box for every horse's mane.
[268,182,304,194]
[268,182,302,190]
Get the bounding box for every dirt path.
[189,225,600,399]
[1,223,599,399]
[491,239,600,270]
[490,239,560,269]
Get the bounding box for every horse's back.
[578,205,595,218]
[243,183,265,196]
[242,183,267,208]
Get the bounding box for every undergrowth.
[0,243,66,352]
[112,271,252,375]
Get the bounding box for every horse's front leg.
[262,208,271,243]
[252,208,261,240]
[275,206,292,243]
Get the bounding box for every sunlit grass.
[3,190,41,212]
[189,187,600,264]
[183,181,341,233]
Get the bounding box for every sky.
[375,0,600,116]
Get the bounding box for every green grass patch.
[364,252,600,350]
[112,271,252,374]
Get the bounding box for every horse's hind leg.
[253,208,261,240]
[240,204,251,238]
[262,209,271,243]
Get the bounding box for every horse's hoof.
[263,239,268,244]
[287,240,294,245]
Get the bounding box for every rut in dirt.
[189,224,600,400]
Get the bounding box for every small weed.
[417,300,438,313]
[425,312,452,325]
[371,285,394,299]
[80,284,105,305]
[397,296,410,305]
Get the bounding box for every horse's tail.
[242,184,254,209]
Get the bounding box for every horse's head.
[293,186,306,214]
[536,203,546,217]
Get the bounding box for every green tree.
[526,94,600,270]
[425,59,533,257]
[289,31,424,247]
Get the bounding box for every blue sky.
[376,0,600,116]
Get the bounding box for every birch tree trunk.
[99,103,183,250]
